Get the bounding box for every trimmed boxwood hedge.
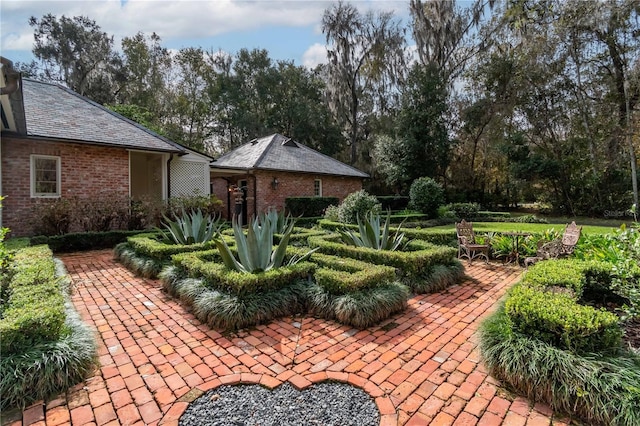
[480,258,640,426]
[0,246,66,354]
[318,219,457,246]
[307,234,463,293]
[170,249,316,295]
[0,249,96,410]
[285,197,339,217]
[30,230,144,252]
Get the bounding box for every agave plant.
[263,208,295,234]
[158,208,221,245]
[338,211,408,251]
[214,215,316,273]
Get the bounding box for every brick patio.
[3,250,571,426]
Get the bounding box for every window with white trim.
[31,155,61,197]
[314,179,322,196]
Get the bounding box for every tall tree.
[29,14,122,104]
[322,1,406,165]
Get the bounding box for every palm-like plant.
[158,208,221,245]
[263,208,295,234]
[214,215,316,273]
[338,211,408,251]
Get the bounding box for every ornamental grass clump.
[214,213,317,274]
[338,211,408,251]
[158,208,222,245]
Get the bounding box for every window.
[31,155,61,197]
[314,179,322,196]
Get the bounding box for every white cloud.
[302,42,327,69]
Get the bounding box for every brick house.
[1,59,212,236]
[211,133,368,221]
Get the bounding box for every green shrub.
[337,190,381,224]
[0,259,96,410]
[447,203,480,220]
[318,219,457,246]
[522,259,587,295]
[323,205,340,222]
[32,198,74,235]
[305,281,409,328]
[286,197,339,217]
[158,208,221,245]
[409,177,444,218]
[481,305,640,426]
[338,211,407,251]
[505,284,622,354]
[166,194,223,219]
[376,196,410,211]
[160,266,309,330]
[31,230,144,253]
[0,246,66,354]
[215,215,317,274]
[170,250,315,295]
[513,214,548,223]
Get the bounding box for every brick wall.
[211,170,363,220]
[1,137,129,236]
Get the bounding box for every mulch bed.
[623,320,640,350]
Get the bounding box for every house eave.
[8,134,184,154]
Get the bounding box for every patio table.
[502,231,531,265]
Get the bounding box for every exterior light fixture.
[271,177,279,189]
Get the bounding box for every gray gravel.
[179,382,380,426]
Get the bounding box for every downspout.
[166,154,174,199]
[253,173,257,220]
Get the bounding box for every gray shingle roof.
[22,79,183,153]
[212,134,369,178]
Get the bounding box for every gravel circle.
[179,382,380,426]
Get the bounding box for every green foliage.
[481,305,640,426]
[338,211,407,251]
[171,249,315,295]
[376,195,410,211]
[305,281,410,328]
[319,219,457,246]
[323,205,340,222]
[215,215,316,274]
[31,230,144,253]
[158,208,221,245]
[0,246,66,355]
[505,284,622,354]
[446,203,480,220]
[285,197,339,218]
[160,266,310,330]
[336,190,382,224]
[166,195,223,220]
[114,243,165,279]
[513,214,548,223]
[263,208,295,234]
[409,177,445,218]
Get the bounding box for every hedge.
[505,284,622,353]
[307,234,463,293]
[170,249,315,295]
[285,197,339,217]
[0,253,96,410]
[318,219,457,245]
[30,230,144,252]
[376,195,410,211]
[0,246,66,354]
[480,257,640,425]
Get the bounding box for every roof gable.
[212,133,369,178]
[20,79,184,153]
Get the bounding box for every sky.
[1,0,412,69]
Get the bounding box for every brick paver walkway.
[4,250,570,426]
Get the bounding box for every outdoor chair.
[524,221,582,267]
[455,220,490,263]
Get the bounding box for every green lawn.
[427,222,620,235]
